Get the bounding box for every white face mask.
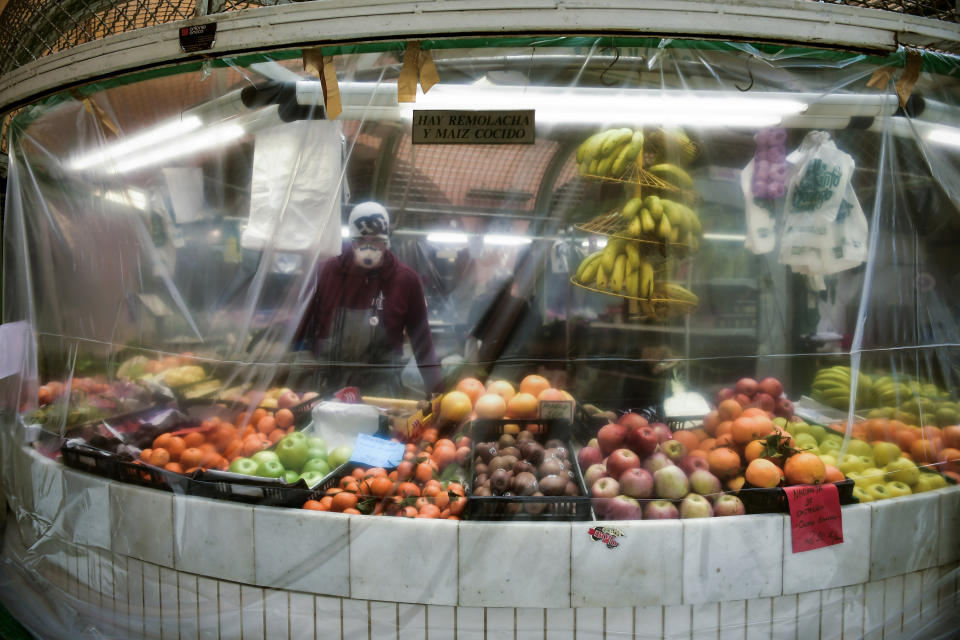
[354,244,384,268]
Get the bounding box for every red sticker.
[784,483,844,553]
[334,386,361,403]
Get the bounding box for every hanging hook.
[600,45,621,87]
[735,56,754,92]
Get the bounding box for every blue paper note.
[349,433,405,469]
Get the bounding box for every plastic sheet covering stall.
[0,37,958,639]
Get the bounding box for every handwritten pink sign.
[784,483,844,553]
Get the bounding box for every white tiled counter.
[5,444,959,639]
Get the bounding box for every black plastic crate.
[61,440,123,480]
[467,418,593,521]
[738,479,857,514]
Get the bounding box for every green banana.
[577,132,605,162]
[627,217,642,237]
[640,209,656,234]
[596,153,617,177]
[649,163,694,190]
[660,283,699,305]
[643,196,664,220]
[625,243,640,270]
[622,197,643,221]
[601,128,634,156]
[658,215,672,239]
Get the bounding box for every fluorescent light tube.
[426,232,469,244]
[69,116,203,171]
[702,233,747,242]
[926,125,960,148]
[106,123,246,175]
[484,234,532,246]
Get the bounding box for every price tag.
[784,483,844,553]
[349,433,405,469]
[539,400,573,421]
[334,387,361,403]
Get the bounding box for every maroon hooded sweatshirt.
[294,247,443,394]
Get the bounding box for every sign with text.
[349,433,405,469]
[412,110,535,145]
[179,22,216,53]
[784,483,844,553]
[334,386,361,403]
[539,400,574,421]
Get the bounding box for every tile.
[342,598,368,640]
[744,596,768,640]
[75,546,90,608]
[771,595,797,640]
[315,596,342,640]
[289,592,315,640]
[882,575,904,640]
[61,467,112,550]
[100,551,117,616]
[159,566,179,640]
[682,514,783,604]
[178,572,199,640]
[457,606,485,640]
[862,580,884,640]
[487,607,515,640]
[127,557,146,639]
[86,549,103,610]
[575,607,603,640]
[110,553,128,629]
[264,589,289,639]
[352,516,457,606]
[920,567,940,624]
[196,577,219,640]
[110,483,174,568]
[459,521,569,608]
[544,607,572,640]
[240,584,264,640]
[782,503,871,594]
[605,607,633,639]
[720,599,746,640]
[940,563,959,610]
[370,600,396,640]
[939,486,960,564]
[571,519,682,607]
[901,572,922,638]
[842,584,864,640]
[819,587,843,640]
[426,605,455,640]
[635,605,663,640]
[869,491,939,580]
[218,581,242,640]
[691,602,719,640]
[663,604,691,640]
[174,496,254,584]
[796,591,821,640]
[253,507,349,596]
[398,603,426,640]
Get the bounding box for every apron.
[315,277,403,398]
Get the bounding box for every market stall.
[0,1,959,638]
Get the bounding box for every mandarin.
[783,452,826,485]
[708,447,741,479]
[745,458,782,488]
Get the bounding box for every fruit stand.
[0,1,959,638]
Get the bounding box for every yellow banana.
[625,243,640,269]
[640,209,656,234]
[626,271,639,298]
[638,260,654,299]
[611,255,627,292]
[622,197,643,221]
[627,217,642,237]
[577,132,605,163]
[595,264,609,289]
[658,215,672,239]
[601,128,634,156]
[575,252,601,281]
[649,163,694,190]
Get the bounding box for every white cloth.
[242,120,343,255]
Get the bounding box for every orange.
[431,447,456,470]
[447,482,466,497]
[715,421,733,438]
[415,460,437,484]
[731,417,760,445]
[893,428,919,453]
[865,419,891,443]
[699,438,717,452]
[689,449,709,461]
[708,447,741,479]
[702,410,721,436]
[420,428,439,445]
[689,428,708,442]
[149,448,171,468]
[139,448,153,463]
[741,407,768,419]
[746,458,782,488]
[672,430,700,453]
[911,438,942,464]
[268,429,285,444]
[783,452,826,485]
[256,415,277,435]
[726,476,746,492]
[180,448,205,469]
[396,461,414,481]
[342,508,362,515]
[448,495,466,516]
[417,503,442,519]
[434,439,456,452]
[331,491,358,512]
[423,485,450,509]
[183,432,206,448]
[824,465,845,483]
[718,399,743,422]
[744,439,767,464]
[519,374,551,398]
[275,408,295,429]
[364,467,388,479]
[506,393,539,419]
[401,506,418,518]
[163,462,184,474]
[165,436,186,461]
[714,433,736,450]
[153,433,172,450]
[939,447,960,464]
[201,450,221,469]
[369,476,394,498]
[251,408,268,425]
[241,435,266,457]
[397,482,420,497]
[921,426,942,441]
[455,377,486,405]
[222,439,242,461]
[303,500,325,511]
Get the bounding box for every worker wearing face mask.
[293,202,442,397]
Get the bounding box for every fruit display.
[810,365,958,425]
[576,128,644,178]
[115,352,198,380]
[30,377,153,430]
[303,428,469,518]
[437,374,574,426]
[712,376,796,420]
[228,431,335,488]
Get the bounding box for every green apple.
[276,435,309,473]
[926,473,948,490]
[302,457,330,476]
[307,436,327,455]
[818,439,842,456]
[282,470,300,484]
[328,445,352,468]
[306,447,327,461]
[794,433,819,450]
[229,457,258,475]
[872,442,902,467]
[255,459,285,478]
[284,431,307,444]
[808,425,827,443]
[884,458,919,486]
[885,481,912,498]
[866,483,892,500]
[913,473,938,493]
[852,486,874,503]
[298,470,326,488]
[773,417,787,429]
[791,422,812,436]
[846,439,873,457]
[252,450,280,465]
[838,454,867,474]
[859,455,875,469]
[818,454,838,468]
[855,467,886,487]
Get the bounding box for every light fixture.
[426,232,469,244]
[68,116,203,171]
[105,123,246,175]
[702,232,747,242]
[97,188,148,211]
[926,125,960,148]
[483,234,532,246]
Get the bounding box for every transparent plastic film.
[0,37,958,639]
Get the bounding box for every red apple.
[277,390,301,409]
[715,387,735,404]
[654,465,690,500]
[775,397,795,418]
[678,455,710,476]
[758,377,784,398]
[754,393,775,412]
[660,439,687,462]
[618,412,648,430]
[735,393,753,408]
[606,448,642,480]
[597,423,627,456]
[643,500,679,519]
[604,495,644,520]
[583,463,609,488]
[688,469,722,497]
[735,378,759,397]
[577,445,604,470]
[618,467,654,499]
[625,425,659,457]
[651,423,673,443]
[590,477,620,517]
[713,494,746,517]
[643,451,674,474]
